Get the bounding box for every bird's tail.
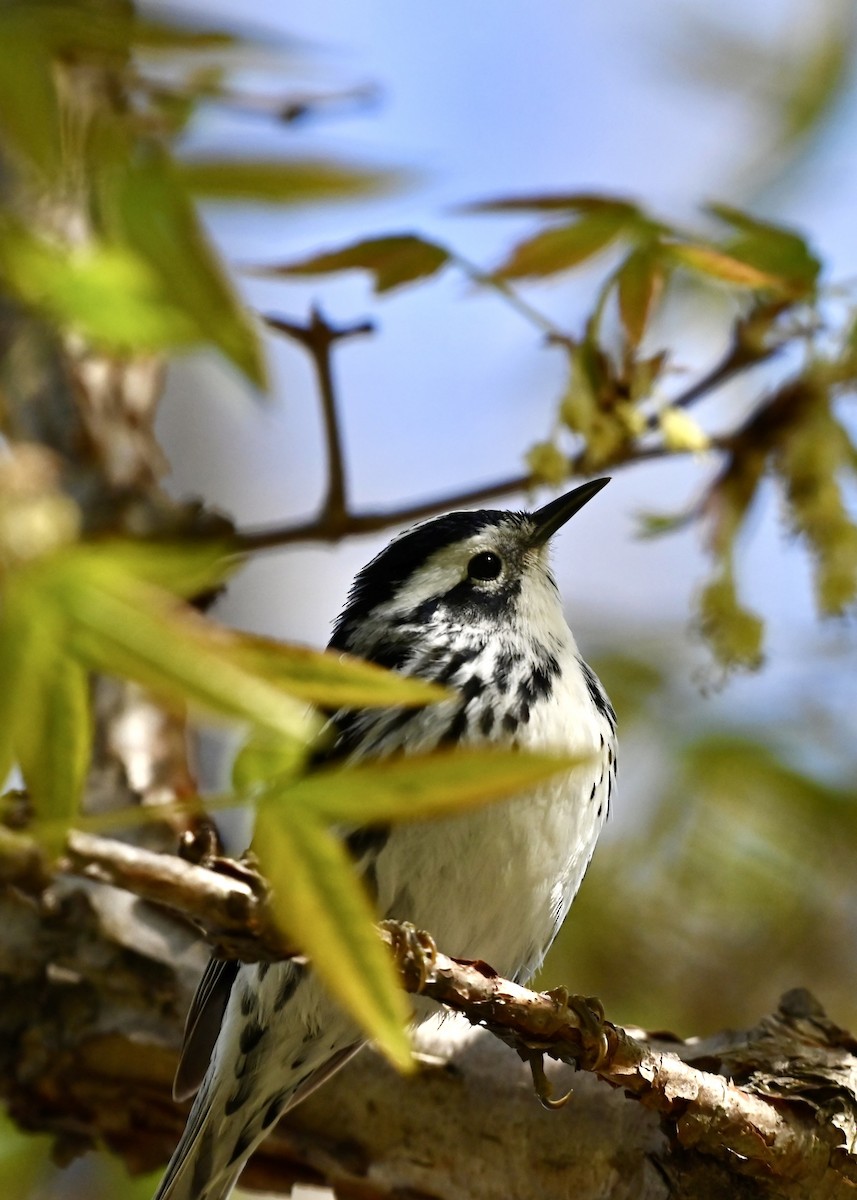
[154,1038,361,1200]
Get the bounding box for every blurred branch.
[17,831,850,1195]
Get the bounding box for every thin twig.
[264,309,374,533]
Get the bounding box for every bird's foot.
[520,1047,574,1110]
[546,987,610,1071]
[380,920,437,993]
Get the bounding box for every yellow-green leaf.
[0,225,201,353]
[17,650,91,852]
[179,158,396,206]
[96,138,266,387]
[231,634,449,709]
[708,204,821,291]
[494,212,628,280]
[0,580,45,786]
[72,540,238,599]
[232,728,310,792]
[51,564,317,742]
[617,245,666,346]
[669,243,785,290]
[254,235,450,295]
[272,747,587,825]
[253,806,413,1070]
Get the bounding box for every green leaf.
[230,634,449,709]
[707,204,821,292]
[17,650,91,852]
[0,1,132,178]
[271,747,587,825]
[178,158,397,206]
[96,138,266,386]
[0,579,45,786]
[51,560,317,742]
[232,728,309,792]
[253,806,413,1070]
[72,540,238,598]
[254,235,450,295]
[617,245,666,346]
[0,10,60,176]
[0,224,202,353]
[668,243,786,290]
[493,212,628,280]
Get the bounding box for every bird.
[154,476,617,1200]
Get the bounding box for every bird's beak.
[529,477,610,547]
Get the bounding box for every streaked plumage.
[155,479,616,1200]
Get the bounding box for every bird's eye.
[467,551,503,582]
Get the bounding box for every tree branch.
[263,309,374,533]
[28,831,854,1196]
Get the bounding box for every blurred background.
[7,0,857,1194]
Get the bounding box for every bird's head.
[330,478,609,662]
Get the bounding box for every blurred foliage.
[670,0,857,198]
[0,0,395,386]
[541,642,857,1038]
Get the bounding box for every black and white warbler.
[155,477,617,1200]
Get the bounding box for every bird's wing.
[173,958,240,1102]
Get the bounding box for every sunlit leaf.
[493,211,629,280]
[0,10,59,176]
[254,234,450,294]
[73,540,237,598]
[272,747,586,825]
[51,561,317,742]
[96,138,266,386]
[707,204,821,291]
[179,158,397,206]
[17,649,91,851]
[0,581,44,786]
[253,806,413,1069]
[668,243,786,290]
[705,204,816,292]
[231,634,449,708]
[232,728,309,792]
[617,245,666,346]
[0,224,201,352]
